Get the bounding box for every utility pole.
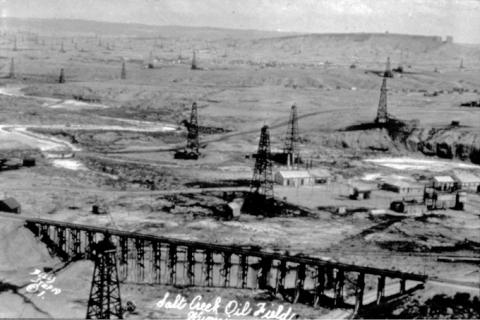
[86,235,123,319]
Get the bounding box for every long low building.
[381,178,425,200]
[274,169,314,187]
[452,171,480,192]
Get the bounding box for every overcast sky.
[2,0,480,43]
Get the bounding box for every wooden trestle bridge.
[20,216,427,314]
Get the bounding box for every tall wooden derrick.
[375,77,388,124]
[175,102,200,160]
[250,125,274,200]
[283,104,300,163]
[86,236,123,319]
[384,57,393,78]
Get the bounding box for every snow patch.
[51,159,86,171]
[365,157,480,171]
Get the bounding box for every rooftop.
[433,176,455,183]
[452,171,480,183]
[275,170,312,179]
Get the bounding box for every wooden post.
[222,253,232,287]
[204,250,213,287]
[354,272,365,314]
[240,255,248,289]
[293,263,306,303]
[275,260,287,295]
[400,278,406,294]
[70,229,81,257]
[152,242,161,283]
[168,244,177,285]
[333,268,344,307]
[187,247,195,286]
[86,231,94,259]
[258,257,272,289]
[376,275,385,305]
[57,227,66,253]
[313,266,325,307]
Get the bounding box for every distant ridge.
[0,17,297,39]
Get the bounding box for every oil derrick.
[58,68,65,83]
[174,102,200,159]
[8,58,15,79]
[60,41,66,53]
[86,235,123,319]
[13,36,17,51]
[375,77,388,124]
[250,125,274,200]
[191,50,197,70]
[283,104,300,163]
[147,51,154,69]
[120,61,126,80]
[384,57,393,78]
[459,58,464,69]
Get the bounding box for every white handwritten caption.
[25,269,62,299]
[156,292,297,320]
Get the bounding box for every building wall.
[275,175,314,187]
[458,182,480,192]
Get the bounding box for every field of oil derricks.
[0,18,479,319]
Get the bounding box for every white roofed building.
[433,175,455,192]
[274,169,314,187]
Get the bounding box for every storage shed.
[274,170,314,187]
[350,182,375,200]
[0,197,21,214]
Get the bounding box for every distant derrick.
[250,125,274,200]
[191,50,197,70]
[86,236,123,319]
[174,102,200,160]
[13,37,17,51]
[58,68,65,83]
[283,104,301,163]
[384,57,393,78]
[60,41,66,53]
[8,58,15,79]
[120,61,126,80]
[375,77,388,124]
[459,58,464,70]
[147,51,154,69]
